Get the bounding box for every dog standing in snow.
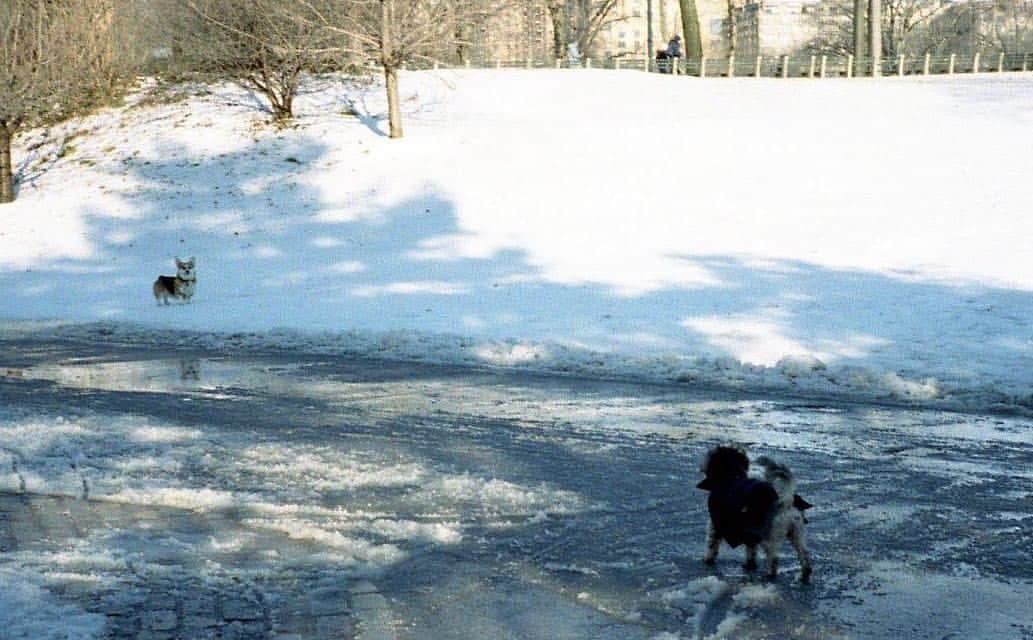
[697,445,813,582]
[153,257,197,305]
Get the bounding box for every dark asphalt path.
[1,335,1031,639]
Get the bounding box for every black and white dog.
[698,446,813,582]
[153,257,196,305]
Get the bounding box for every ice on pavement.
[1,352,1032,638]
[0,568,106,640]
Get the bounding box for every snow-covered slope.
[2,70,1031,412]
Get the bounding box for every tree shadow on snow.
[1,94,1031,412]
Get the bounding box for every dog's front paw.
[800,566,812,584]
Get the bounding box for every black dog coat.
[698,476,778,548]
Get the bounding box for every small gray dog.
[153,257,197,305]
[697,445,813,582]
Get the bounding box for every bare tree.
[303,0,502,139]
[979,0,1033,52]
[678,0,704,60]
[545,0,622,59]
[1,0,133,203]
[161,0,340,121]
[808,0,961,59]
[869,0,882,73]
[882,0,955,55]
[854,0,866,69]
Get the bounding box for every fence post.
[973,52,981,73]
[782,55,789,78]
[847,54,854,78]
[496,60,502,69]
[755,56,762,78]
[898,54,905,76]
[948,53,956,74]
[808,55,816,78]
[923,53,931,75]
[728,54,735,77]
[820,55,827,78]
[1024,53,1030,72]
[700,57,707,78]
[998,52,1005,72]
[586,58,592,69]
[615,58,621,70]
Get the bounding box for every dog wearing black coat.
[698,446,813,582]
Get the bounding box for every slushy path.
[1,335,1031,639]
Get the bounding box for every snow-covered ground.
[2,69,1032,413]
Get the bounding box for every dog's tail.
[754,455,797,505]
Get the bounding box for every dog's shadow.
[681,559,817,638]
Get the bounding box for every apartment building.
[733,0,825,57]
[471,1,734,63]
[596,0,733,59]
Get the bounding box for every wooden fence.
[400,52,1033,79]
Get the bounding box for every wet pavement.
[1,335,1032,639]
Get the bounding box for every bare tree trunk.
[0,124,13,204]
[854,0,866,73]
[546,2,564,59]
[726,0,737,55]
[455,21,469,65]
[869,0,882,75]
[647,0,654,65]
[384,65,403,139]
[678,0,703,60]
[380,0,402,139]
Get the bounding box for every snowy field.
[1,70,1032,413]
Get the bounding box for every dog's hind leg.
[789,523,812,583]
[703,522,721,564]
[762,541,780,579]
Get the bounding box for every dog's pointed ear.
[793,494,813,511]
[175,257,183,266]
[188,256,195,264]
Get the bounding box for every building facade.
[733,0,824,57]
[472,1,735,63]
[594,0,734,59]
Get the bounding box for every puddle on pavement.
[4,358,429,412]
[8,359,303,395]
